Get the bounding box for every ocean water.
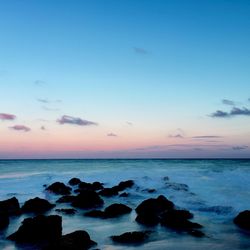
[0,159,249,250]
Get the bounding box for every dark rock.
[68,178,81,186]
[72,190,104,209]
[160,209,202,230]
[44,230,97,250]
[104,203,132,218]
[142,189,156,193]
[57,195,76,203]
[22,197,55,214]
[0,213,9,230]
[78,181,104,192]
[188,229,205,237]
[136,195,174,215]
[135,212,159,226]
[0,197,20,215]
[165,182,189,192]
[98,188,119,197]
[8,215,62,243]
[84,210,105,218]
[55,209,77,215]
[163,176,169,182]
[116,180,134,192]
[234,210,250,230]
[46,182,72,195]
[92,182,104,191]
[119,192,129,197]
[111,231,150,244]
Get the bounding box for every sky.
[0,0,250,159]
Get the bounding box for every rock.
[160,209,202,230]
[165,182,189,192]
[57,195,76,203]
[188,229,205,237]
[46,182,72,195]
[68,178,81,186]
[111,231,150,244]
[116,180,134,192]
[77,181,104,192]
[136,195,174,215]
[142,189,156,193]
[55,209,77,215]
[234,210,250,230]
[44,230,97,250]
[119,192,129,197]
[163,176,169,182]
[98,188,119,197]
[72,190,104,209]
[0,213,9,230]
[84,210,105,218]
[92,182,104,191]
[8,215,62,243]
[135,212,160,226]
[0,197,20,215]
[104,203,132,218]
[22,197,55,213]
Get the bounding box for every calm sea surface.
[0,159,249,249]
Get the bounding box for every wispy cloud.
[57,115,98,126]
[107,133,117,137]
[168,128,185,139]
[41,126,46,131]
[9,125,31,132]
[222,99,235,106]
[192,135,222,139]
[0,113,16,121]
[34,80,45,86]
[37,99,49,103]
[211,107,250,118]
[42,106,60,112]
[37,98,62,104]
[232,145,248,150]
[126,122,133,126]
[133,47,148,55]
[169,134,184,138]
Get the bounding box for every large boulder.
[84,210,105,218]
[116,180,134,192]
[136,195,174,215]
[8,215,62,243]
[98,187,119,197]
[0,213,9,230]
[0,197,20,215]
[68,178,81,186]
[22,197,55,214]
[234,210,250,230]
[135,212,160,226]
[44,230,97,250]
[104,203,132,218]
[71,190,104,209]
[111,231,150,244]
[46,182,72,195]
[57,195,76,203]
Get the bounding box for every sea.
[0,159,249,250]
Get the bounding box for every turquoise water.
[0,159,249,249]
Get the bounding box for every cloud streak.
[222,99,235,106]
[57,115,98,126]
[9,125,31,132]
[107,133,117,137]
[232,145,248,150]
[133,47,148,55]
[0,113,16,121]
[192,135,222,139]
[211,107,250,118]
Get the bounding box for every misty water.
[0,159,249,249]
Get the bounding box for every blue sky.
[0,0,250,158]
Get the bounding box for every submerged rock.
[44,230,97,250]
[111,231,151,244]
[198,205,233,215]
[0,197,20,215]
[104,203,132,218]
[188,229,205,237]
[0,213,9,230]
[84,210,105,218]
[22,197,55,214]
[72,190,104,209]
[119,192,129,197]
[46,182,72,195]
[55,208,77,215]
[165,182,189,192]
[68,178,81,186]
[8,215,62,243]
[234,210,250,230]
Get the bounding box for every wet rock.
[0,213,9,230]
[98,187,119,197]
[165,182,189,192]
[119,192,129,197]
[84,210,105,218]
[142,189,156,193]
[55,208,77,215]
[111,231,150,244]
[57,195,76,203]
[46,182,72,195]
[92,182,104,191]
[44,230,97,250]
[68,178,81,186]
[116,180,134,192]
[160,209,202,230]
[234,210,250,230]
[0,197,20,215]
[162,176,169,182]
[135,212,160,226]
[8,215,62,243]
[136,195,174,215]
[78,181,104,192]
[72,190,104,209]
[188,229,205,237]
[104,203,132,218]
[22,197,55,214]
